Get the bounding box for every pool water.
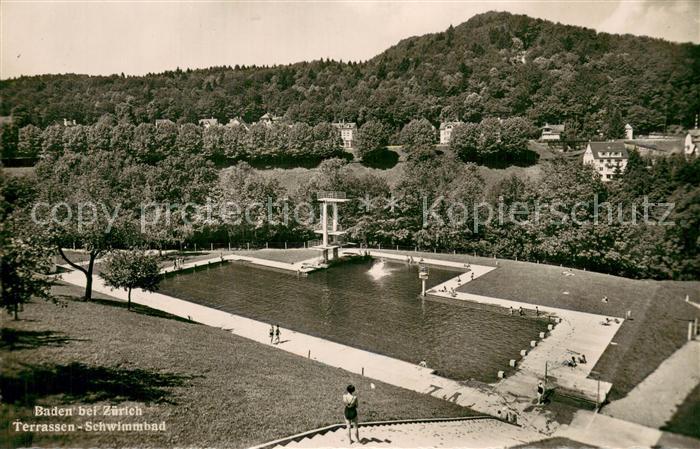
[159,258,548,381]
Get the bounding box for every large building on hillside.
[583,142,629,181]
[439,121,463,144]
[540,123,565,141]
[685,129,700,158]
[332,121,357,148]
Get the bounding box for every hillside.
[1,11,698,137]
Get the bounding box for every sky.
[1,1,698,79]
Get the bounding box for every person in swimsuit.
[274,325,281,344]
[269,325,274,344]
[343,384,360,443]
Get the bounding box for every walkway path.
[602,339,700,428]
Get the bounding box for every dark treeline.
[2,11,698,138]
[4,144,698,281]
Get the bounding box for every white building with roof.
[439,121,463,144]
[540,123,565,141]
[332,122,357,148]
[583,142,629,181]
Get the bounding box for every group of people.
[268,324,281,344]
[172,257,186,270]
[565,354,587,367]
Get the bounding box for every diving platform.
[313,191,350,262]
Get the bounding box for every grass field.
[376,249,700,401]
[1,285,475,449]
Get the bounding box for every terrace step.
[275,418,544,448]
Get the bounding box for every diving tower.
[313,191,350,262]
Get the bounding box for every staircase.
[261,417,545,449]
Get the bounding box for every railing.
[316,191,347,200]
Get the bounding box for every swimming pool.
[159,258,548,381]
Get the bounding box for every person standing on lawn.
[343,384,360,443]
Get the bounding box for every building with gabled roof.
[198,118,219,128]
[684,129,700,158]
[583,141,629,181]
[332,121,357,148]
[439,121,463,144]
[540,123,565,141]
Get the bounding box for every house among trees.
[198,118,219,128]
[62,118,77,127]
[227,117,248,129]
[684,129,700,158]
[583,141,629,181]
[155,119,174,127]
[332,121,357,148]
[258,113,282,127]
[439,121,463,144]
[540,123,564,141]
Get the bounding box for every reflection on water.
[159,259,548,381]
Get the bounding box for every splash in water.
[367,259,393,281]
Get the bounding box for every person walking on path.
[537,381,545,404]
[269,325,274,344]
[274,325,281,344]
[343,384,360,444]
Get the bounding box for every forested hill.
[1,11,698,138]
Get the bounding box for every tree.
[356,120,389,159]
[33,149,146,301]
[400,119,435,150]
[450,123,481,161]
[100,250,161,310]
[0,172,53,319]
[17,124,43,158]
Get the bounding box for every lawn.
[376,249,700,400]
[1,287,475,449]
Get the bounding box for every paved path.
[602,339,700,428]
[160,252,323,275]
[555,410,663,449]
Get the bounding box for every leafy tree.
[399,118,435,150]
[17,124,43,158]
[33,150,146,301]
[356,120,389,159]
[101,250,161,310]
[0,172,53,319]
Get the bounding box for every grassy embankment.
[1,282,475,449]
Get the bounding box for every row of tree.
[4,116,344,163]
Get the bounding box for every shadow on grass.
[59,296,196,325]
[1,362,194,406]
[0,329,85,351]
